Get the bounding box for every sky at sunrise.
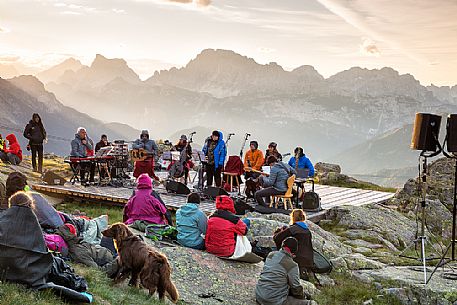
[1,0,456,85]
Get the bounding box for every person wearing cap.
[202,130,227,187]
[132,129,160,180]
[123,173,168,226]
[176,193,207,250]
[205,195,248,257]
[244,140,264,178]
[256,237,310,305]
[171,134,193,183]
[255,155,296,206]
[264,142,282,165]
[274,209,314,280]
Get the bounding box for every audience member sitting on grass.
[205,195,249,257]
[256,237,312,305]
[5,171,64,229]
[123,173,168,230]
[273,209,314,280]
[0,134,22,165]
[176,192,208,250]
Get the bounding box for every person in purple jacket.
[123,173,167,225]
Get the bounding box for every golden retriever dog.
[102,222,179,303]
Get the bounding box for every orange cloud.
[360,38,380,56]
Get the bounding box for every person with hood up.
[0,134,22,165]
[288,147,314,178]
[23,113,47,173]
[132,130,159,180]
[202,130,227,187]
[205,195,248,257]
[244,140,264,178]
[176,192,207,250]
[256,237,311,305]
[123,173,168,226]
[70,127,95,184]
[273,209,314,280]
[255,155,296,206]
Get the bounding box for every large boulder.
[326,204,417,249]
[315,162,341,174]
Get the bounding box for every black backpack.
[311,249,333,274]
[302,180,321,212]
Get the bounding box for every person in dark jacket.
[95,134,110,152]
[288,147,314,178]
[273,209,314,280]
[70,127,95,184]
[0,134,22,165]
[176,192,207,250]
[205,195,248,257]
[23,113,47,173]
[255,156,296,206]
[170,134,193,183]
[202,130,227,187]
[264,142,282,165]
[256,237,311,305]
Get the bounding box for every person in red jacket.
[0,134,22,165]
[205,195,248,257]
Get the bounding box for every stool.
[222,172,240,193]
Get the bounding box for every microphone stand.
[240,133,250,158]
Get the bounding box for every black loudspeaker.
[411,113,442,151]
[202,186,229,199]
[165,180,190,195]
[42,171,67,185]
[447,114,457,153]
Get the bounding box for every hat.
[212,130,219,137]
[136,173,152,189]
[180,134,188,141]
[281,237,298,254]
[140,130,149,138]
[250,141,258,149]
[268,142,277,148]
[215,195,235,213]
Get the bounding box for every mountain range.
[0,75,139,156]
[2,49,457,186]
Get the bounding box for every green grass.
[58,201,124,224]
[315,273,403,305]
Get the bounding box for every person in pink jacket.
[123,174,167,225]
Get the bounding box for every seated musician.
[95,134,111,180]
[255,156,296,207]
[264,142,282,164]
[70,127,95,184]
[171,135,193,183]
[132,130,159,180]
[288,147,315,178]
[244,140,264,178]
[95,134,110,152]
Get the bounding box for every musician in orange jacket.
[244,141,264,178]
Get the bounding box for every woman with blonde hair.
[273,209,314,280]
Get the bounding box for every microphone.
[190,131,196,135]
[229,133,235,136]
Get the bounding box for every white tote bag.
[231,235,252,259]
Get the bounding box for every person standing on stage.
[202,130,226,187]
[132,130,159,180]
[23,113,47,173]
[70,127,95,184]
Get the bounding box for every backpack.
[44,233,69,257]
[145,224,178,241]
[301,180,321,212]
[311,249,333,274]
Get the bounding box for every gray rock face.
[326,204,417,249]
[315,162,341,174]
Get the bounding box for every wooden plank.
[323,192,394,209]
[320,188,371,202]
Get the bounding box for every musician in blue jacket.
[202,130,227,187]
[288,147,314,178]
[132,130,159,180]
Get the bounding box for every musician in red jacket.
[0,134,22,165]
[205,195,248,257]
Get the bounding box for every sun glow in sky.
[1,0,456,85]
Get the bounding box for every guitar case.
[302,179,321,212]
[165,180,190,195]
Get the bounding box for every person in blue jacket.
[202,130,227,187]
[176,193,208,250]
[288,147,314,178]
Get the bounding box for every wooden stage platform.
[32,181,395,218]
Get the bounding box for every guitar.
[244,167,269,176]
[130,148,154,162]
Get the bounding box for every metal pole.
[452,159,457,260]
[422,236,427,285]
